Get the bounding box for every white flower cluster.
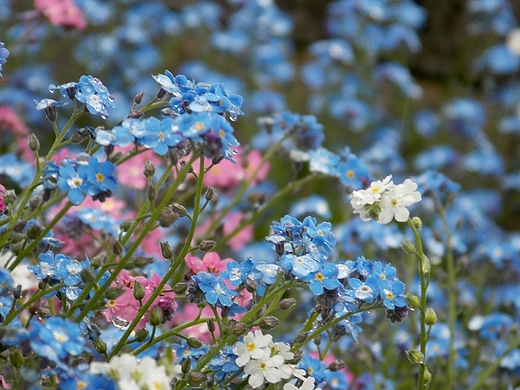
[233,329,313,389]
[89,354,174,390]
[350,175,421,224]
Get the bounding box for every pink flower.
[116,147,161,190]
[244,150,270,185]
[203,156,244,190]
[185,252,232,275]
[139,227,165,257]
[34,0,87,30]
[105,270,176,330]
[0,105,30,135]
[0,374,11,389]
[223,211,253,252]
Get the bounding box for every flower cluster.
[43,153,118,205]
[49,75,116,117]
[350,175,422,224]
[0,42,8,77]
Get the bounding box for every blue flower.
[192,272,237,307]
[348,276,379,302]
[57,159,90,205]
[74,75,116,117]
[85,158,118,195]
[59,373,117,390]
[139,117,183,155]
[0,153,36,187]
[281,254,320,279]
[303,263,342,296]
[0,293,13,322]
[33,98,69,121]
[250,262,282,296]
[0,41,9,76]
[29,317,87,365]
[209,346,240,381]
[380,279,406,309]
[337,155,371,189]
[308,148,340,176]
[221,259,254,287]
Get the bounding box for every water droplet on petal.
[229,115,238,122]
[111,316,130,330]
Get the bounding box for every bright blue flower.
[209,346,240,381]
[477,44,520,74]
[29,317,87,364]
[192,272,237,307]
[443,98,486,137]
[325,369,350,390]
[57,159,90,205]
[376,62,422,98]
[463,147,504,175]
[139,117,183,156]
[348,276,379,302]
[49,81,77,100]
[413,170,461,206]
[250,262,282,296]
[221,259,254,287]
[302,216,337,259]
[308,147,340,176]
[304,263,342,296]
[380,279,406,309]
[298,354,327,384]
[85,157,118,195]
[95,126,135,148]
[281,254,320,279]
[0,293,13,322]
[59,373,117,390]
[74,75,116,117]
[0,41,8,76]
[337,154,371,189]
[172,339,209,364]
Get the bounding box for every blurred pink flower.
[0,105,30,135]
[185,252,232,275]
[223,211,253,252]
[203,156,244,189]
[0,184,5,213]
[34,0,87,30]
[244,150,270,185]
[116,146,161,190]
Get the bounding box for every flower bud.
[207,318,216,333]
[412,216,422,230]
[401,241,416,254]
[132,281,145,301]
[423,366,432,383]
[127,110,143,119]
[245,277,257,293]
[405,294,420,309]
[171,203,188,217]
[425,307,437,325]
[205,187,216,202]
[313,334,322,346]
[29,195,43,210]
[134,255,154,268]
[232,322,249,337]
[259,316,279,330]
[181,357,191,374]
[421,255,431,274]
[134,328,149,342]
[111,239,123,256]
[93,338,107,355]
[13,221,27,233]
[279,298,296,310]
[187,372,206,385]
[160,241,174,259]
[293,332,308,345]
[3,189,16,205]
[405,349,424,364]
[28,133,40,151]
[134,91,145,105]
[149,306,163,326]
[187,338,203,349]
[143,160,156,178]
[105,286,125,300]
[91,253,106,269]
[26,224,43,239]
[199,240,216,252]
[328,359,346,372]
[159,206,178,227]
[120,218,134,232]
[172,282,188,294]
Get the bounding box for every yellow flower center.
[96,172,105,182]
[315,273,325,281]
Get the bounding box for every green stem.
[407,218,429,389]
[107,153,206,357]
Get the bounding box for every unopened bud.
[293,332,308,345]
[3,190,16,205]
[28,133,40,151]
[405,349,424,365]
[93,338,107,355]
[105,286,125,300]
[406,294,420,309]
[207,318,216,333]
[120,217,134,232]
[127,111,143,119]
[29,195,43,210]
[133,281,145,301]
[171,203,188,217]
[328,360,346,372]
[259,316,279,330]
[314,334,322,346]
[13,221,26,233]
[425,307,437,325]
[134,328,149,342]
[245,277,257,293]
[144,160,156,178]
[187,372,206,385]
[205,187,216,202]
[423,366,432,383]
[111,239,123,256]
[232,323,249,337]
[134,91,145,105]
[150,306,163,326]
[199,240,216,252]
[159,206,178,227]
[134,255,154,268]
[279,298,296,310]
[91,253,106,269]
[181,357,191,374]
[172,282,188,294]
[412,216,422,230]
[421,255,431,274]
[160,241,174,259]
[401,241,416,255]
[187,338,203,348]
[9,351,23,368]
[26,224,43,240]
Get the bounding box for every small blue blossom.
[0,293,13,322]
[380,279,406,310]
[303,263,342,296]
[221,259,254,287]
[349,276,379,302]
[337,154,371,189]
[308,148,340,176]
[57,159,90,205]
[139,117,183,156]
[0,41,8,76]
[281,254,320,279]
[85,157,118,195]
[192,272,237,307]
[74,75,116,117]
[0,153,36,188]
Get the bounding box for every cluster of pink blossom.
[34,0,87,30]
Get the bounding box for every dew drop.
[111,316,130,330]
[229,115,238,122]
[100,114,107,120]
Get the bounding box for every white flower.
[284,376,317,390]
[244,353,285,388]
[233,329,273,367]
[272,341,294,360]
[364,175,394,204]
[350,189,374,222]
[378,179,421,224]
